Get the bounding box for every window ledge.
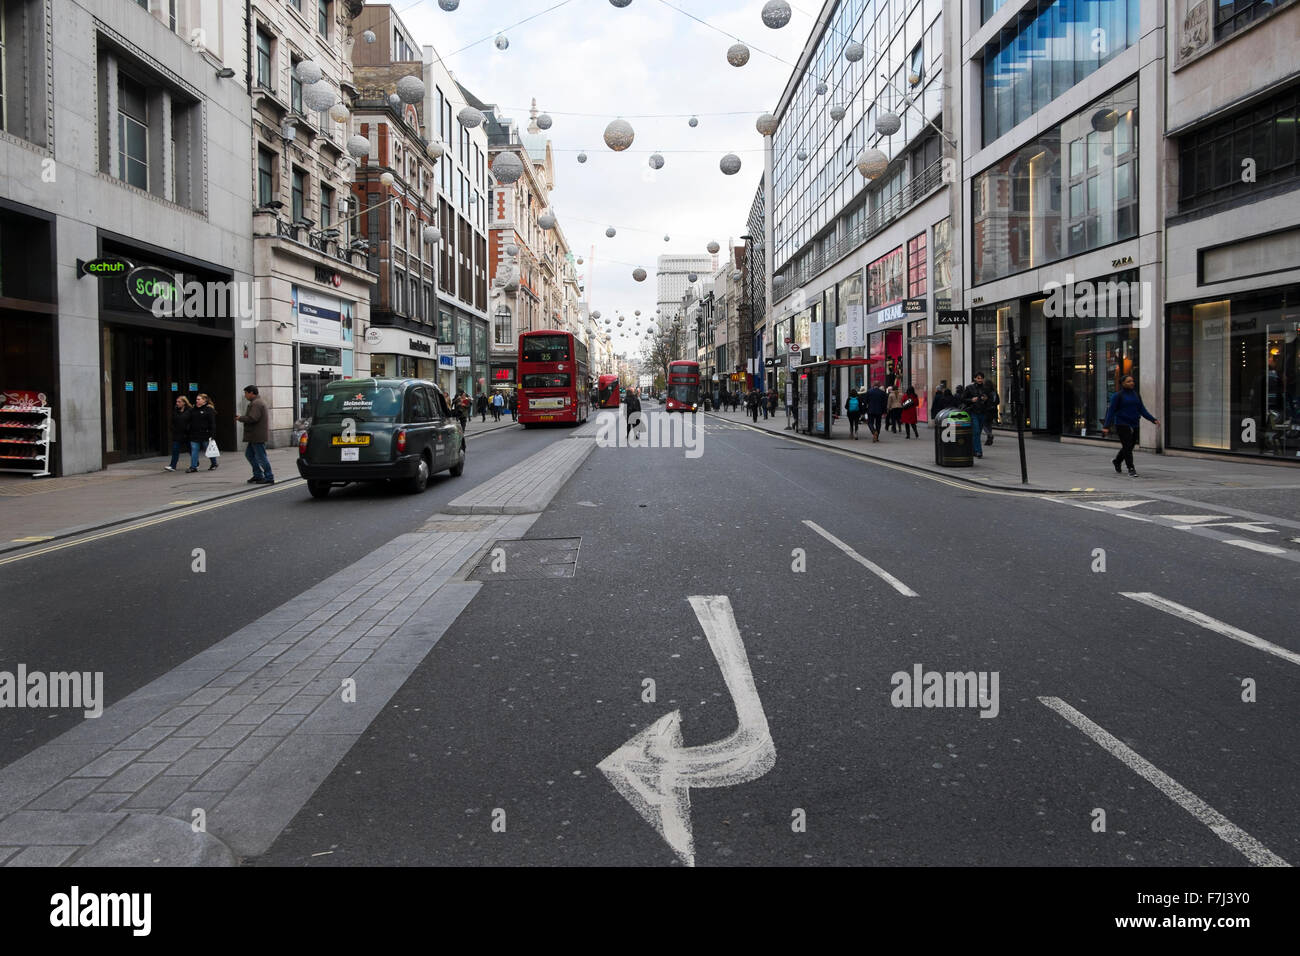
[96,171,207,219]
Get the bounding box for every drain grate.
[467,537,581,580]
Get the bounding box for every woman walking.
[900,385,920,438]
[1102,374,1159,477]
[166,396,194,472]
[192,393,218,471]
[886,382,902,433]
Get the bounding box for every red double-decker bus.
[517,329,590,426]
[666,360,701,412]
[596,374,620,408]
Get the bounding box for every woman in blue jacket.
[1102,375,1159,477]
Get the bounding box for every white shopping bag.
[206,438,220,458]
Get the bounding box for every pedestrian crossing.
[1055,495,1300,560]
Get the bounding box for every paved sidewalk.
[706,409,1300,494]
[0,416,520,552]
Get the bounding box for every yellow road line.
[0,481,299,567]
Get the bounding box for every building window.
[973,80,1138,286]
[320,184,333,229]
[117,73,149,190]
[317,0,330,39]
[867,247,905,311]
[257,147,275,206]
[256,29,273,90]
[1215,0,1279,41]
[981,0,1139,145]
[907,233,927,298]
[292,167,305,222]
[494,307,512,346]
[290,57,302,114]
[1178,85,1299,215]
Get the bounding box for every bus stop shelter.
[795,357,882,438]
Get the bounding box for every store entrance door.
[103,325,233,462]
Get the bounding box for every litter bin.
[934,408,974,467]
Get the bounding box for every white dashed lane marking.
[1120,591,1300,667]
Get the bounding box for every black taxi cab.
[296,378,465,498]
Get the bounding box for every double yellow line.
[0,480,298,567]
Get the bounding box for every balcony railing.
[273,217,367,266]
[773,159,945,302]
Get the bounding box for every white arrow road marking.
[597,595,775,867]
[1222,538,1288,554]
[1120,592,1300,666]
[803,520,919,597]
[1091,499,1154,509]
[1038,697,1290,867]
[1157,514,1229,524]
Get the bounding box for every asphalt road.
[0,420,555,767]
[252,411,1300,866]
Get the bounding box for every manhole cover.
[467,537,581,580]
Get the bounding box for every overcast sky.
[387,0,820,354]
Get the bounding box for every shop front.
[99,240,238,464]
[293,287,356,428]
[1167,285,1300,460]
[364,325,439,383]
[972,270,1142,437]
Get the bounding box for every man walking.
[979,373,999,445]
[625,387,642,440]
[863,383,888,442]
[235,385,274,484]
[1103,374,1159,477]
[845,388,863,439]
[963,374,989,458]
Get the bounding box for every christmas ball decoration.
[592,311,602,319]
[427,139,444,159]
[830,104,846,122]
[458,106,485,128]
[537,113,553,130]
[388,93,402,110]
[857,148,888,179]
[328,102,350,123]
[362,30,376,43]
[719,153,742,175]
[649,153,665,170]
[294,60,322,85]
[396,75,425,104]
[773,275,786,285]
[761,1,792,29]
[707,241,720,254]
[727,42,750,67]
[689,116,699,127]
[664,235,670,241]
[797,149,808,161]
[609,0,632,7]
[605,226,616,238]
[603,118,635,151]
[505,243,519,256]
[423,226,441,244]
[303,80,337,112]
[687,272,698,282]
[815,80,828,95]
[845,41,864,62]
[438,0,459,10]
[379,171,394,186]
[539,211,556,229]
[633,268,647,282]
[492,151,524,184]
[346,135,371,157]
[876,111,901,136]
[756,113,778,136]
[495,35,509,51]
[577,152,588,163]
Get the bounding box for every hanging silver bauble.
[427,139,444,159]
[687,272,698,282]
[492,151,524,184]
[732,270,742,281]
[756,113,778,136]
[727,42,750,67]
[648,153,664,170]
[294,59,323,85]
[537,113,553,130]
[635,310,641,316]
[609,0,632,6]
[707,241,720,254]
[387,93,402,110]
[362,29,376,43]
[633,268,647,282]
[845,41,864,62]
[689,116,699,127]
[908,72,921,86]
[504,244,519,259]
[458,106,485,128]
[423,226,441,245]
[664,234,670,241]
[719,153,742,175]
[302,80,337,112]
[876,111,901,136]
[346,134,371,157]
[396,75,425,104]
[538,211,556,229]
[576,257,584,264]
[577,152,588,163]
[605,226,616,238]
[797,149,808,161]
[494,34,509,50]
[592,311,602,320]
[328,102,350,123]
[857,148,888,179]
[379,171,395,186]
[815,80,828,96]
[603,118,635,151]
[773,275,786,285]
[829,104,846,122]
[761,0,792,28]
[438,0,459,10]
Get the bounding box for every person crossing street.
[1103,375,1159,477]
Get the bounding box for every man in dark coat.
[235,385,274,483]
[625,388,642,439]
[863,383,889,442]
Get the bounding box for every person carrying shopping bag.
[191,393,219,471]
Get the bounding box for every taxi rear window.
[315,385,404,422]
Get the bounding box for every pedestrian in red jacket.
[900,385,920,438]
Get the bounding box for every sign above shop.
[437,344,455,357]
[935,297,952,311]
[78,256,133,279]
[902,298,927,314]
[872,303,904,326]
[314,266,342,287]
[937,309,969,326]
[438,353,455,369]
[125,266,182,315]
[454,355,471,368]
[365,328,383,345]
[408,338,432,354]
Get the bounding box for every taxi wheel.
[404,455,430,494]
[450,444,466,477]
[307,480,331,499]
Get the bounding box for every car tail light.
[396,429,408,453]
[298,432,308,455]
